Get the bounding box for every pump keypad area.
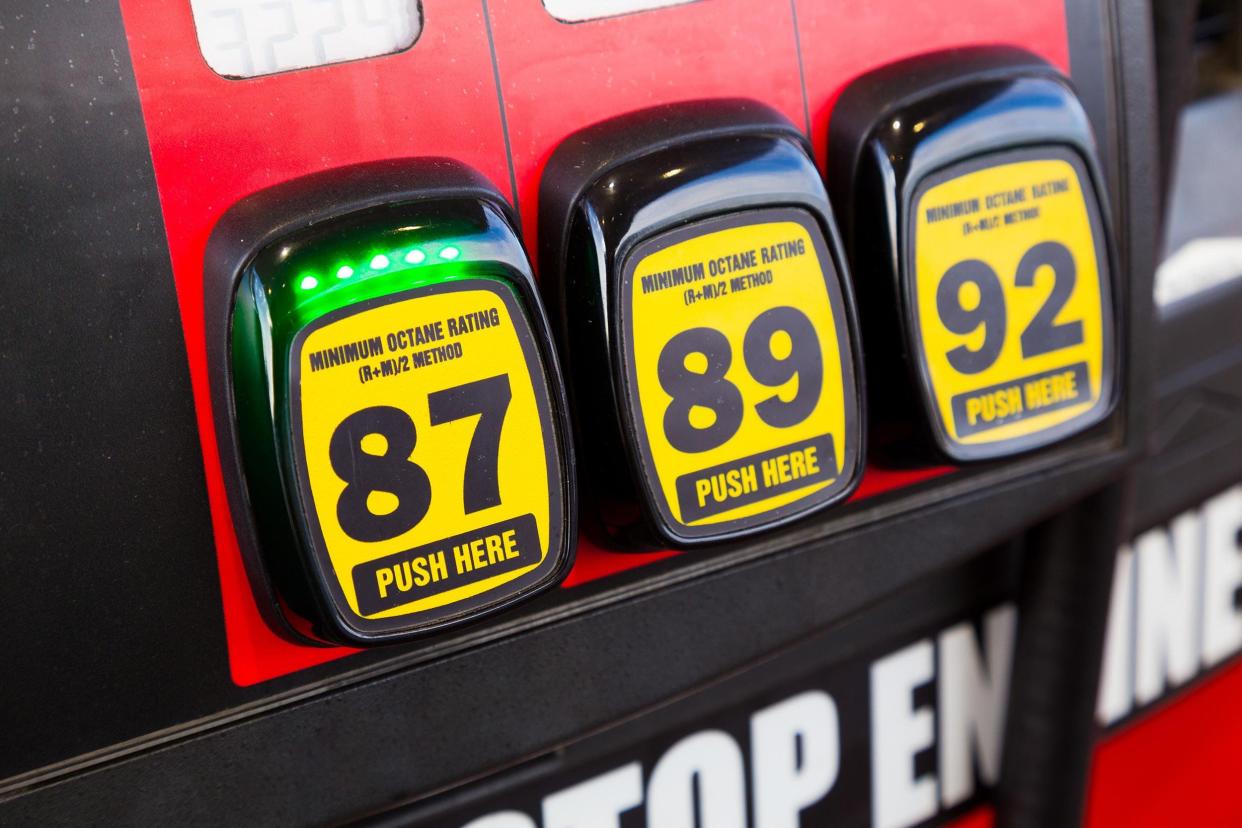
[621,209,858,538]
[207,52,1120,646]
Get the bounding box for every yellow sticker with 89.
[291,278,560,630]
[621,208,860,538]
[911,150,1114,456]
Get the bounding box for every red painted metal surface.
[796,0,1070,172]
[948,807,994,828]
[1086,657,1242,827]
[486,0,808,256]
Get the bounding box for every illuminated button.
[541,100,864,546]
[828,47,1119,462]
[206,160,574,645]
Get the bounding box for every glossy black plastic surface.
[828,46,1122,465]
[539,99,864,548]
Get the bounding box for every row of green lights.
[297,244,462,291]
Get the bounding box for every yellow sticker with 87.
[621,208,861,539]
[291,278,561,633]
[911,150,1114,457]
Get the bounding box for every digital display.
[190,0,421,79]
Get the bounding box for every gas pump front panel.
[3,0,1138,801]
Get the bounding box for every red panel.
[850,465,953,499]
[561,540,681,589]
[486,0,809,256]
[795,0,1071,174]
[1086,658,1242,827]
[948,807,994,828]
[117,0,513,686]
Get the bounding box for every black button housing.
[541,100,864,548]
[828,47,1120,464]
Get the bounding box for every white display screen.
[190,0,422,79]
[541,0,701,22]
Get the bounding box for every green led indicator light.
[300,246,470,290]
[279,239,480,317]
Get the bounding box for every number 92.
[935,240,1084,375]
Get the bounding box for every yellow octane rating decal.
[625,211,856,532]
[912,154,1111,449]
[293,280,555,624]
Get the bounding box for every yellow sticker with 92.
[292,279,557,627]
[623,209,859,536]
[912,153,1112,452]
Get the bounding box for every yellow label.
[912,154,1112,454]
[623,209,859,537]
[292,279,558,630]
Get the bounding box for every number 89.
[656,306,823,454]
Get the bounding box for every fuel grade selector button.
[541,100,863,547]
[205,159,575,646]
[829,48,1119,463]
